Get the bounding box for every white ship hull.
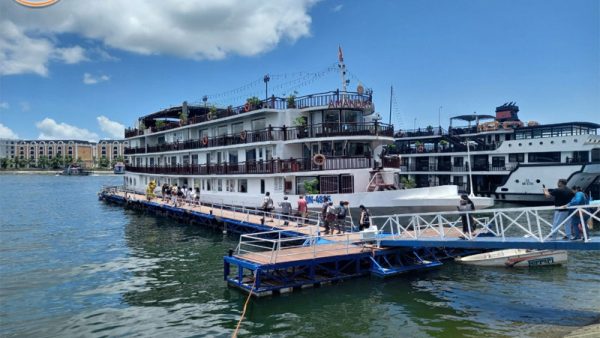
[455,249,568,267]
[197,185,494,213]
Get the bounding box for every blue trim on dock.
[378,236,600,251]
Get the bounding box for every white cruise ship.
[121,54,494,213]
[387,102,600,204]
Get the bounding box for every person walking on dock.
[359,205,371,231]
[325,201,337,235]
[194,187,200,206]
[321,197,330,232]
[161,183,169,202]
[563,186,589,240]
[335,201,348,234]
[171,184,179,207]
[262,192,274,222]
[458,194,475,237]
[279,196,292,225]
[297,195,308,226]
[544,178,574,240]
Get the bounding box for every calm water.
[1,175,599,338]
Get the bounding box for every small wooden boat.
[455,249,567,267]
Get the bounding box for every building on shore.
[0,138,129,168]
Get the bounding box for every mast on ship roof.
[389,85,393,125]
[338,45,347,92]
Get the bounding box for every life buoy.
[244,103,250,112]
[240,130,247,141]
[202,136,209,146]
[313,154,326,166]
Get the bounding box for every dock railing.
[236,227,362,264]
[370,205,600,244]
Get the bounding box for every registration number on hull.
[527,257,555,266]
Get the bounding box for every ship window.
[296,176,318,195]
[342,110,362,124]
[453,157,464,167]
[246,149,256,162]
[509,153,525,163]
[319,176,339,194]
[226,179,235,192]
[232,122,244,134]
[528,152,560,163]
[238,179,247,193]
[515,179,520,183]
[206,179,211,191]
[518,143,522,146]
[340,174,354,193]
[536,179,541,183]
[260,179,265,194]
[252,118,266,130]
[274,177,284,192]
[324,109,340,124]
[228,151,238,164]
[217,179,222,191]
[218,125,228,136]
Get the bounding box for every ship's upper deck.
[125,90,374,138]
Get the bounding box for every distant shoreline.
[0,170,117,175]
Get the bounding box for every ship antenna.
[338,45,347,92]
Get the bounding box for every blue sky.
[0,0,598,140]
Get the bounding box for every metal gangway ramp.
[371,205,600,251]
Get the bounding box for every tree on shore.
[50,156,63,169]
[38,155,49,169]
[98,156,110,168]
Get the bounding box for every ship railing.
[236,226,360,264]
[125,156,372,175]
[100,185,137,195]
[125,122,392,154]
[195,199,319,230]
[125,91,372,138]
[370,205,600,244]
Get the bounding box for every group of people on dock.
[160,183,200,207]
[259,193,371,233]
[545,179,595,240]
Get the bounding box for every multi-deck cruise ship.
[122,87,494,213]
[387,102,600,204]
[122,55,498,213]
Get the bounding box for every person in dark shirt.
[544,178,575,239]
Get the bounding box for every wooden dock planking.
[236,243,368,265]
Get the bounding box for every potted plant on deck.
[208,105,218,120]
[293,116,308,138]
[287,91,298,109]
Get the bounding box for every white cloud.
[0,20,88,76]
[0,102,8,109]
[0,123,18,139]
[83,72,110,85]
[97,115,124,139]
[332,4,343,12]
[0,0,316,74]
[54,46,87,64]
[36,118,99,142]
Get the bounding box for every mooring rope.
[232,271,258,338]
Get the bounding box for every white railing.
[236,227,361,264]
[370,205,600,243]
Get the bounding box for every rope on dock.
[232,271,257,338]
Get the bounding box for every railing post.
[534,209,543,242]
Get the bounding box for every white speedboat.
[455,249,567,267]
